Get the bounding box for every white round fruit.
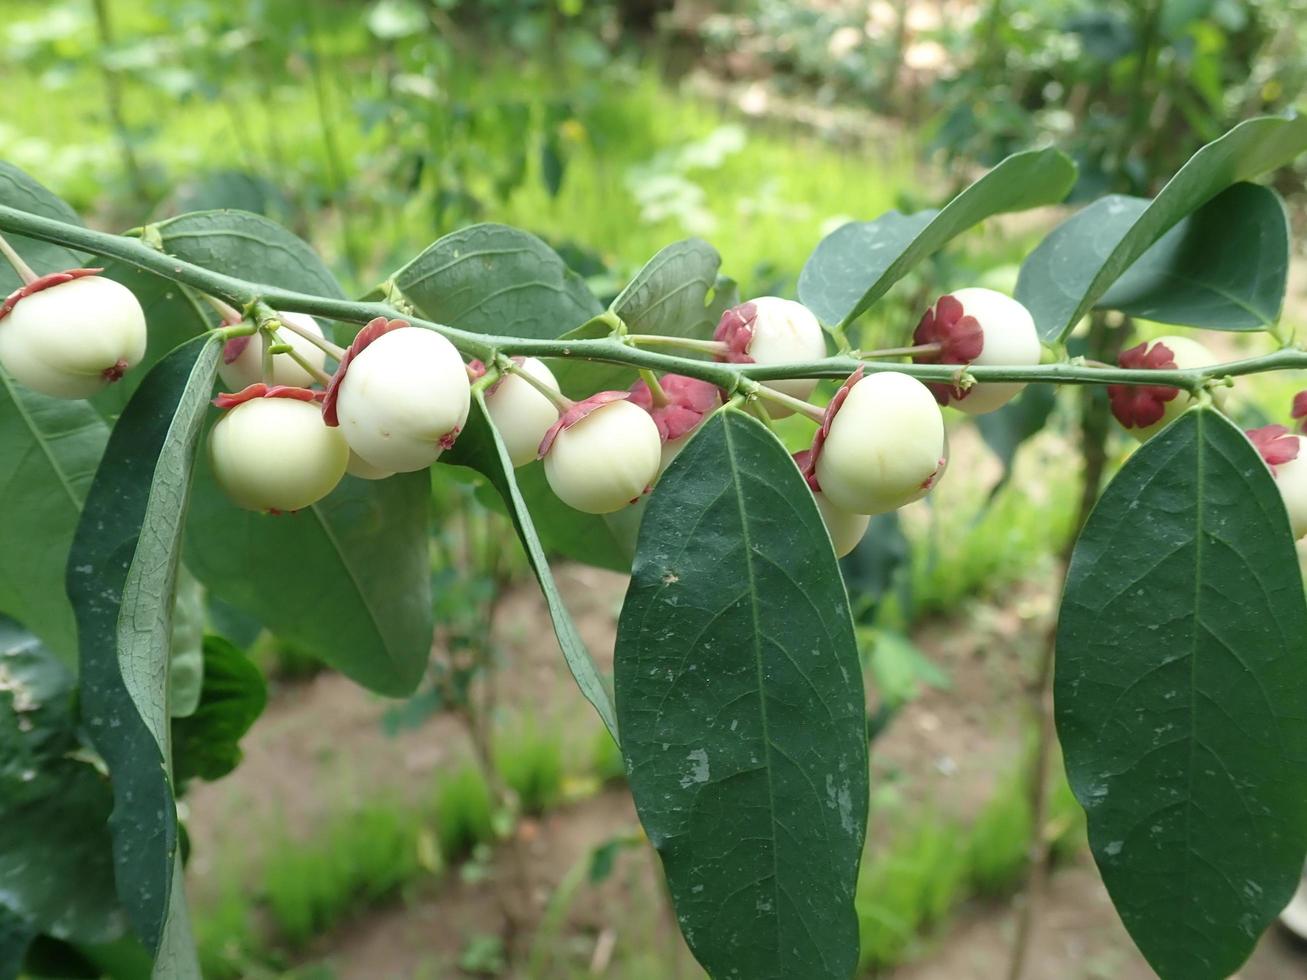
[219,311,328,391]
[346,450,393,481]
[943,287,1040,415]
[814,490,869,558]
[1273,435,1307,539]
[0,275,146,399]
[1122,335,1220,442]
[734,297,827,417]
[486,358,561,468]
[334,327,471,473]
[544,400,662,514]
[814,371,946,515]
[210,397,349,512]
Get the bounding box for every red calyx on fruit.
[1108,341,1180,429]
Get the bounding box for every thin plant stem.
[748,382,824,423]
[639,369,669,407]
[861,342,942,359]
[0,233,37,284]
[285,347,333,387]
[268,308,346,360]
[628,334,729,356]
[503,358,574,412]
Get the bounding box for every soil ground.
[185,551,1307,979]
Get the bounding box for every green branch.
[0,204,1301,394]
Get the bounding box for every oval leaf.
[1056,406,1307,979]
[68,336,220,971]
[615,410,868,979]
[1018,113,1307,342]
[445,394,617,739]
[386,223,602,339]
[1097,182,1289,330]
[0,162,88,291]
[798,147,1075,327]
[610,238,721,338]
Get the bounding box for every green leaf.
[513,464,631,572]
[0,618,123,945]
[0,162,87,292]
[798,148,1076,327]
[386,223,602,339]
[1055,406,1307,979]
[185,463,433,697]
[0,382,108,667]
[615,410,867,979]
[445,395,618,739]
[136,210,346,302]
[172,635,267,786]
[0,906,34,980]
[610,238,721,337]
[1096,183,1290,330]
[67,336,220,971]
[1018,114,1307,342]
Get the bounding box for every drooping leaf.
[1018,114,1307,342]
[168,568,206,719]
[67,336,220,973]
[0,162,88,291]
[1056,406,1307,979]
[798,148,1076,327]
[1096,183,1290,330]
[0,619,123,945]
[383,223,602,339]
[445,395,617,739]
[615,409,867,979]
[171,635,268,786]
[185,463,433,698]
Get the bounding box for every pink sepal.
[537,390,629,459]
[0,267,104,321]
[321,316,410,426]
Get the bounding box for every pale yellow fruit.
[486,358,561,467]
[0,276,146,398]
[346,451,393,481]
[1273,435,1307,539]
[335,327,471,472]
[744,297,827,417]
[219,311,328,391]
[815,371,946,515]
[210,398,349,512]
[814,490,869,558]
[544,400,662,514]
[945,287,1040,415]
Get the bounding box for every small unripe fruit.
[324,318,470,473]
[815,490,869,559]
[486,357,561,468]
[1248,425,1307,539]
[0,270,146,399]
[541,394,662,514]
[715,297,826,417]
[219,311,328,391]
[210,386,349,513]
[811,370,946,515]
[1109,336,1219,441]
[913,287,1040,415]
[346,450,393,481]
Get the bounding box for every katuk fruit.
[219,311,328,391]
[794,450,868,558]
[1248,425,1307,539]
[210,385,349,513]
[715,296,827,417]
[628,372,721,472]
[913,287,1040,415]
[0,269,146,399]
[540,393,662,514]
[1109,335,1219,441]
[485,357,562,468]
[323,317,470,473]
[808,369,946,515]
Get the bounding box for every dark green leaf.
[136,210,345,301]
[172,635,267,785]
[67,336,220,971]
[798,148,1076,327]
[386,223,602,339]
[514,464,630,572]
[0,382,108,666]
[185,463,433,697]
[0,163,87,292]
[610,239,721,338]
[445,395,617,739]
[0,619,122,945]
[615,410,867,979]
[1056,406,1307,979]
[1097,183,1289,330]
[1018,114,1307,342]
[0,906,34,980]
